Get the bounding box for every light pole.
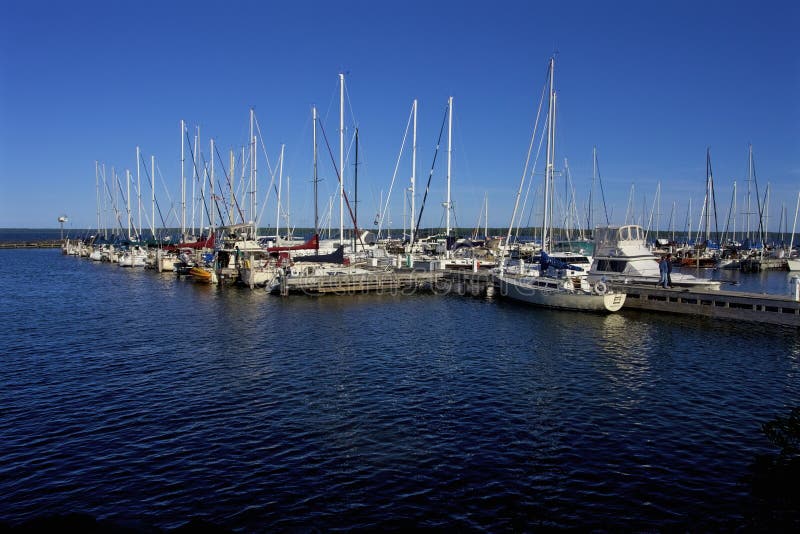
[58,215,68,241]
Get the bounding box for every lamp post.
[58,215,68,241]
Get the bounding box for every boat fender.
[594,281,607,295]
[243,259,250,269]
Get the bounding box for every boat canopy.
[594,225,644,248]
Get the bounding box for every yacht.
[588,225,722,290]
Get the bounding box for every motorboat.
[588,225,722,290]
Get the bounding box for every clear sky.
[1,0,798,235]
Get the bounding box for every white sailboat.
[493,56,625,313]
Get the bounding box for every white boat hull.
[495,274,625,312]
[788,258,800,271]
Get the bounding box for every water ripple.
[1,250,798,529]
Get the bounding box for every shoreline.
[0,241,62,249]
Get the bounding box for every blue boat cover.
[541,251,584,272]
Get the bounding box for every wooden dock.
[279,269,446,295]
[610,283,800,327]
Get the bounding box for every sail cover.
[541,251,584,272]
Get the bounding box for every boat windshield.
[619,225,643,242]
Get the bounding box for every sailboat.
[493,56,625,313]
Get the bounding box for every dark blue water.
[1,249,798,530]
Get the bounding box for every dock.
[279,268,447,295]
[610,283,800,327]
[277,268,503,297]
[0,241,61,249]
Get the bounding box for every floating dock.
[278,269,446,295]
[610,283,800,327]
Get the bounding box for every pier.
[0,241,61,249]
[610,283,800,327]
[279,268,446,295]
[277,268,498,297]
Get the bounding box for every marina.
[3,2,800,530]
[50,229,800,328]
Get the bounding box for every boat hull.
[188,266,214,283]
[495,274,625,312]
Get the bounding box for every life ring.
[594,281,607,295]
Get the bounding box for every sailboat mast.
[210,138,215,233]
[339,73,345,245]
[446,96,453,239]
[746,144,752,241]
[126,169,132,241]
[136,146,142,240]
[277,144,285,243]
[102,163,108,239]
[95,161,100,236]
[313,106,319,237]
[229,149,235,225]
[411,99,418,242]
[589,146,596,233]
[732,181,737,242]
[789,191,799,253]
[354,127,359,237]
[705,149,712,244]
[670,201,676,242]
[542,57,555,254]
[151,155,155,239]
[181,119,186,238]
[484,192,489,238]
[250,108,255,228]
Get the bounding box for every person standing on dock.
[659,253,672,288]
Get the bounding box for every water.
[1,249,799,530]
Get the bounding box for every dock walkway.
[279,268,446,295]
[610,283,800,327]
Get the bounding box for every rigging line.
[316,117,365,249]
[252,113,276,178]
[198,149,228,227]
[721,183,736,242]
[595,150,610,225]
[183,130,214,228]
[510,63,550,244]
[709,150,720,242]
[137,152,168,232]
[516,103,548,240]
[155,162,180,228]
[751,149,765,246]
[412,104,449,245]
[253,119,281,229]
[213,142,247,224]
[114,170,133,237]
[101,167,127,236]
[254,161,280,232]
[378,102,414,240]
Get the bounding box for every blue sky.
[1,0,798,234]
